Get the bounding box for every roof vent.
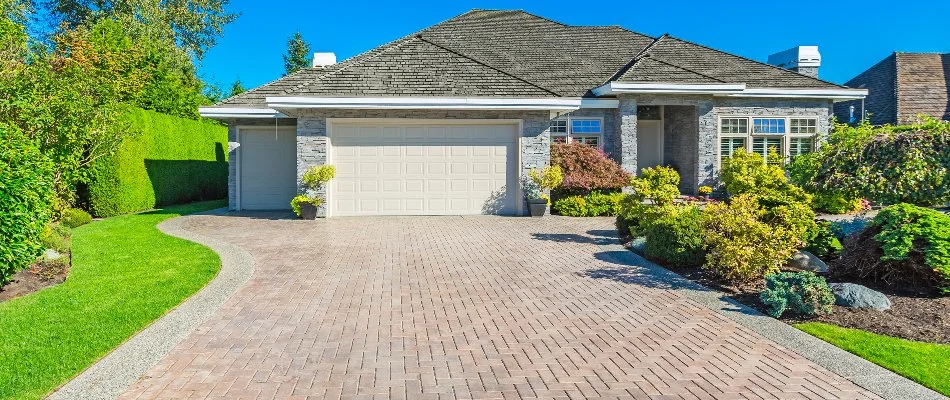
[768,46,821,77]
[312,52,337,68]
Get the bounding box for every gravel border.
[598,243,947,400]
[49,209,254,400]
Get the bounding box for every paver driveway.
[123,214,875,399]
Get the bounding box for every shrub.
[553,196,590,217]
[630,166,680,205]
[40,223,72,254]
[87,107,228,217]
[760,271,835,318]
[805,221,843,260]
[1,124,55,284]
[291,194,323,217]
[835,203,950,293]
[787,151,865,214]
[551,143,630,191]
[721,149,812,206]
[525,165,563,203]
[807,119,950,207]
[586,191,624,216]
[61,208,92,228]
[644,205,704,267]
[701,194,804,283]
[293,165,336,216]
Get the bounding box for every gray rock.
[629,236,647,255]
[43,249,63,261]
[831,283,891,311]
[786,250,829,273]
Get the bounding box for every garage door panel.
[240,128,296,210]
[331,123,517,216]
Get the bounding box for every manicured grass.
[796,322,950,396]
[0,201,224,400]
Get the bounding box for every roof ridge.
[663,35,847,88]
[416,35,562,96]
[601,34,666,85]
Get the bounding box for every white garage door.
[239,127,297,210]
[331,123,519,216]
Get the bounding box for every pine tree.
[230,79,246,96]
[282,32,311,76]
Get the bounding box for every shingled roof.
[218,9,844,107]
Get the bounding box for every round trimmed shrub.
[644,205,704,267]
[760,271,835,318]
[61,208,92,228]
[553,196,589,217]
[0,124,55,284]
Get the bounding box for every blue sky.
[200,0,950,90]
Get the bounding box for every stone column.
[296,116,329,217]
[696,100,717,189]
[617,97,638,174]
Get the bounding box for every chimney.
[312,52,337,68]
[768,46,821,78]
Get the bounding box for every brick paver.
[123,215,876,399]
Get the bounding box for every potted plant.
[290,164,336,220]
[698,185,713,201]
[525,165,563,217]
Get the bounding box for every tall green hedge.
[87,108,228,217]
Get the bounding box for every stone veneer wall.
[226,118,298,210]
[287,109,551,216]
[616,95,833,194]
[662,106,699,192]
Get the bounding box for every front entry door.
[637,120,664,174]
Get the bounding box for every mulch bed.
[635,248,950,345]
[0,259,70,303]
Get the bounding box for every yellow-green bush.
[553,191,624,217]
[87,108,228,217]
[701,194,804,283]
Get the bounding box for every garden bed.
[625,241,950,345]
[0,260,70,303]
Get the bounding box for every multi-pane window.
[790,118,818,134]
[549,118,603,148]
[720,137,746,159]
[720,118,748,134]
[719,116,821,165]
[753,118,786,134]
[790,137,814,157]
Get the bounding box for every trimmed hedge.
[87,108,228,217]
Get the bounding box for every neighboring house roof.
[217,9,847,108]
[836,52,950,125]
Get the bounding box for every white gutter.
[265,96,612,111]
[717,88,868,101]
[593,82,868,101]
[198,107,287,119]
[592,82,747,96]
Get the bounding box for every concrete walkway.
[97,213,908,399]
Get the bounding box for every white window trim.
[716,116,820,165]
[551,116,605,149]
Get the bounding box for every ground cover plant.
[0,201,223,400]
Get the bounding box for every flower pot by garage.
[527,198,548,217]
[299,202,318,220]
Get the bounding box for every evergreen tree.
[282,31,310,76]
[229,79,245,96]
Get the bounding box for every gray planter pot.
[299,202,318,220]
[527,198,548,217]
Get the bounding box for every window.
[718,116,821,164]
[720,118,748,134]
[550,117,603,148]
[720,137,746,160]
[790,118,818,134]
[790,137,814,157]
[752,118,786,134]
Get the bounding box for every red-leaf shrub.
[551,143,630,191]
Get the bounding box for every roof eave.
[266,96,618,111]
[594,82,868,101]
[198,107,288,119]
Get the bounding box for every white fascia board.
[592,82,747,96]
[265,96,609,111]
[198,107,287,119]
[717,88,869,101]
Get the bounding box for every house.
[834,52,950,125]
[199,9,867,217]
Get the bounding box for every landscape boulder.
[786,250,829,273]
[830,283,891,311]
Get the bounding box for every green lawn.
[0,201,224,400]
[796,322,950,396]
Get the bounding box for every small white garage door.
[331,123,519,216]
[239,127,296,210]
